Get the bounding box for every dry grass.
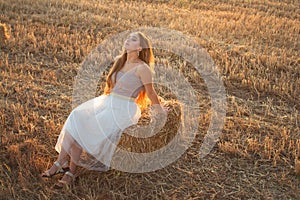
[0,23,10,45]
[1,0,299,199]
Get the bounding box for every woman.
[41,32,167,188]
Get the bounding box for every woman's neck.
[126,51,140,63]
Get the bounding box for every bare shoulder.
[137,62,152,75]
[136,62,153,83]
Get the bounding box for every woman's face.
[124,33,141,52]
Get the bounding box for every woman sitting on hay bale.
[41,32,169,189]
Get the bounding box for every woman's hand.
[151,104,169,115]
[149,104,168,134]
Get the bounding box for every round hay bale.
[118,100,182,153]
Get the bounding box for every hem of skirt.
[55,128,113,172]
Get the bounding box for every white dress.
[55,68,143,171]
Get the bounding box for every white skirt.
[55,93,141,171]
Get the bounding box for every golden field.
[0,0,299,199]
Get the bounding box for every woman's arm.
[144,84,160,105]
[137,64,169,116]
[138,65,161,105]
[138,64,167,133]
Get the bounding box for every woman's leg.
[69,141,82,173]
[57,148,69,164]
[41,148,69,177]
[55,142,82,186]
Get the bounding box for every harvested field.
[0,0,299,199]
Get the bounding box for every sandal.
[41,161,70,178]
[53,171,76,189]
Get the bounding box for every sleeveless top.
[111,67,145,98]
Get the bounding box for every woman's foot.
[41,161,69,178]
[53,171,76,189]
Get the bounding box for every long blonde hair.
[104,32,154,110]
